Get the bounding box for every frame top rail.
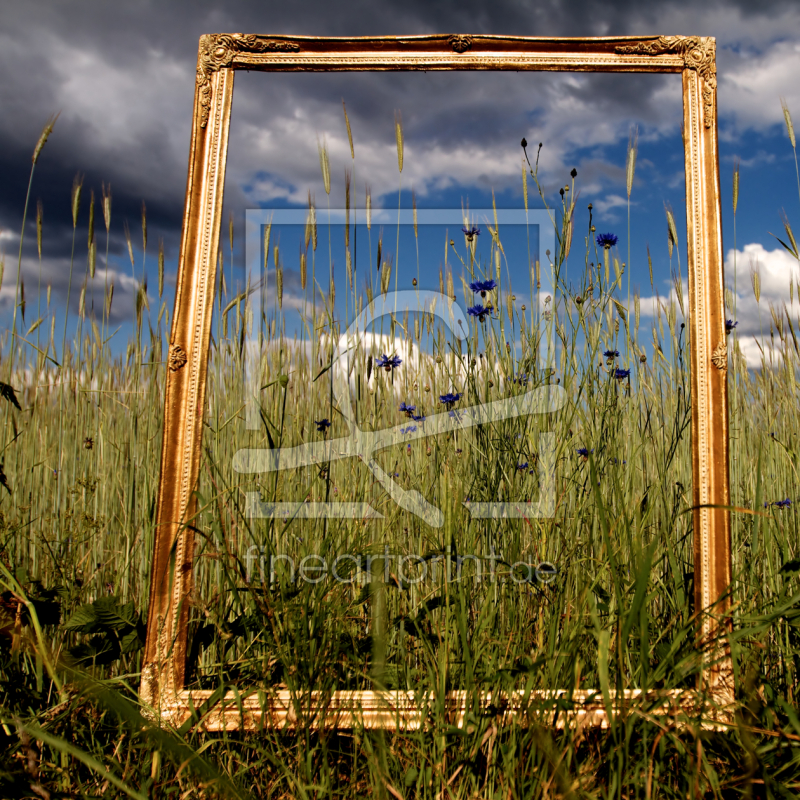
[199,32,707,75]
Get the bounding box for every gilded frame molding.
[141,34,732,730]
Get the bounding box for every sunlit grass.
[2,115,800,797]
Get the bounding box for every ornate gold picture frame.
[141,33,732,730]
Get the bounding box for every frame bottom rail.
[148,688,735,732]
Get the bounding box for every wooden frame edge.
[145,689,735,733]
[141,33,733,726]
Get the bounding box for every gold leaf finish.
[681,54,731,695]
[167,344,188,371]
[143,33,733,727]
[448,34,473,53]
[712,341,727,371]
[197,34,299,127]
[145,688,733,732]
[616,37,716,127]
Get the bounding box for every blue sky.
[0,1,799,366]
[226,66,800,367]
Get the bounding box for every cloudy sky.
[2,0,800,365]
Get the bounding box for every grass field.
[2,117,800,798]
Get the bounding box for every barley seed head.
[71,173,84,229]
[782,97,796,149]
[32,112,59,165]
[395,110,404,173]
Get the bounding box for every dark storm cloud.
[0,0,797,321]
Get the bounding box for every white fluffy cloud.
[0,254,152,328]
[592,194,629,218]
[620,243,800,367]
[228,67,684,210]
[723,242,800,364]
[720,40,800,133]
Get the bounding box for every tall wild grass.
[2,110,800,798]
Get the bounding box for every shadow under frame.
[140,32,733,731]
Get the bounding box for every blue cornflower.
[576,448,593,458]
[604,349,620,358]
[469,278,497,297]
[725,319,738,334]
[614,368,631,380]
[462,226,481,241]
[514,373,530,385]
[775,498,792,509]
[400,401,416,417]
[315,419,331,433]
[440,392,461,409]
[517,462,529,471]
[411,414,426,422]
[400,425,417,434]
[467,304,490,322]
[376,353,402,371]
[596,232,618,249]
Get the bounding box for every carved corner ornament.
[448,34,473,54]
[711,340,728,372]
[168,344,188,372]
[616,36,716,127]
[197,34,300,127]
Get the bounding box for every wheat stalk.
[318,137,331,195]
[395,110,404,173]
[32,112,59,165]
[342,99,354,159]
